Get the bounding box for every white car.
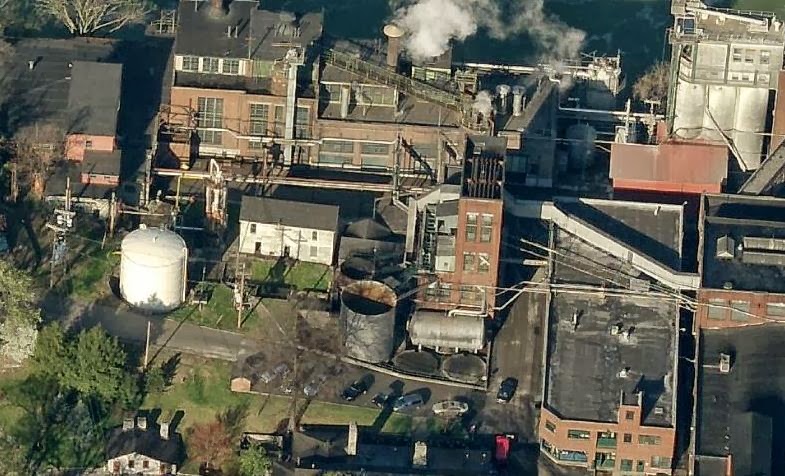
[432,400,469,417]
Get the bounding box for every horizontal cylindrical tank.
[408,311,485,353]
[120,226,187,313]
[673,80,705,140]
[341,280,396,363]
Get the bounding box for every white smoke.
[392,0,585,62]
[473,90,494,116]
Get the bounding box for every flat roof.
[701,194,785,292]
[67,61,122,136]
[556,198,684,270]
[83,149,122,176]
[545,229,678,426]
[696,326,785,473]
[45,162,115,199]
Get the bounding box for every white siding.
[239,220,336,265]
[107,452,176,474]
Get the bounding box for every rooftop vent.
[716,235,735,259]
[719,353,731,373]
[610,323,623,336]
[618,367,631,378]
[654,406,665,416]
[571,310,581,330]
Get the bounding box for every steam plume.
[473,90,494,117]
[392,0,585,61]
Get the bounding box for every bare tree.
[633,62,670,113]
[12,123,65,198]
[37,0,149,36]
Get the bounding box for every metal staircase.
[420,204,438,270]
[322,49,470,114]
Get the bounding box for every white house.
[105,416,184,475]
[239,196,340,266]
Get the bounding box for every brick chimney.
[122,417,134,432]
[160,421,170,440]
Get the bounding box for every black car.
[371,392,389,408]
[496,377,518,403]
[341,374,374,401]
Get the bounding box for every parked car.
[259,363,290,384]
[303,375,327,398]
[371,393,389,408]
[432,400,469,417]
[496,377,518,403]
[392,393,425,412]
[341,374,374,402]
[494,434,514,466]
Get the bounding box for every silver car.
[259,363,290,384]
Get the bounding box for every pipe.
[340,85,351,119]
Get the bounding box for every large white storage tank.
[120,226,188,313]
[732,87,769,171]
[702,85,737,142]
[672,81,705,140]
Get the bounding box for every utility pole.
[9,162,18,203]
[235,262,246,329]
[46,177,75,289]
[108,191,117,237]
[144,320,151,369]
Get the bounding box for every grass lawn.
[168,283,258,332]
[250,259,331,292]
[0,366,31,430]
[63,248,119,298]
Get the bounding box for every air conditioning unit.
[719,353,731,373]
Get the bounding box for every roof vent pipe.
[512,86,525,117]
[383,24,405,71]
[340,84,351,119]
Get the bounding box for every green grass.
[250,259,331,292]
[66,250,119,298]
[168,284,259,332]
[0,366,31,430]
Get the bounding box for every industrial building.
[668,0,785,171]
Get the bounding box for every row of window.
[562,428,661,445]
[248,223,320,241]
[731,48,770,65]
[706,299,751,321]
[465,213,493,242]
[182,56,241,75]
[462,252,491,273]
[423,283,484,305]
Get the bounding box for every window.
[310,245,318,258]
[567,429,591,440]
[651,456,672,469]
[202,57,219,73]
[142,460,149,469]
[249,103,269,135]
[707,298,727,320]
[758,73,771,85]
[248,140,264,150]
[222,58,240,74]
[623,433,632,443]
[638,435,661,445]
[732,48,742,62]
[249,223,257,234]
[272,105,285,136]
[197,97,224,145]
[625,410,635,420]
[620,459,633,471]
[480,214,493,242]
[465,213,478,241]
[85,139,93,149]
[730,300,750,321]
[311,231,318,240]
[295,106,310,139]
[361,143,390,156]
[767,302,785,319]
[636,460,645,472]
[545,420,556,432]
[322,141,354,154]
[761,50,771,65]
[463,252,475,271]
[478,253,490,273]
[182,55,199,72]
[128,459,135,469]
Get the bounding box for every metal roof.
[239,195,339,231]
[610,141,729,193]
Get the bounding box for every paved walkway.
[44,295,259,361]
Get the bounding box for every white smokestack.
[512,86,525,117]
[392,0,585,62]
[496,84,511,114]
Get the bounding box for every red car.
[495,434,512,465]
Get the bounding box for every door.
[254,242,262,254]
[283,245,291,257]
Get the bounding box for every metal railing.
[323,49,470,113]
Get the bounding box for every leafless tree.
[633,62,670,113]
[12,123,65,198]
[37,0,149,36]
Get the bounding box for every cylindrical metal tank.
[408,311,485,353]
[340,280,396,363]
[702,85,737,142]
[120,226,187,313]
[565,124,597,169]
[672,81,705,140]
[732,87,768,170]
[442,353,488,384]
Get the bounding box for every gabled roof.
[106,427,185,465]
[344,218,391,240]
[610,141,729,194]
[67,61,122,136]
[240,196,339,231]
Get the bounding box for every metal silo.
[702,85,736,142]
[673,81,705,140]
[408,311,485,353]
[340,280,396,363]
[120,226,188,313]
[732,87,768,170]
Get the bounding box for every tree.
[187,419,234,471]
[144,365,167,394]
[633,62,670,113]
[30,324,69,381]
[12,124,65,198]
[63,327,130,402]
[0,260,41,363]
[237,446,272,476]
[37,0,149,36]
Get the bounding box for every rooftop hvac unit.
[719,353,731,373]
[716,235,735,259]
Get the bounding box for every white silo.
[120,226,188,313]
